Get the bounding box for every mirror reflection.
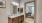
[25,2,34,18]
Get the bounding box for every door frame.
[24,0,37,23]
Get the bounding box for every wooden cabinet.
[8,17,12,23]
[18,15,24,23]
[12,17,18,23]
[8,15,24,23]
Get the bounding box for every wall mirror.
[18,8,23,14]
[13,5,17,14]
[11,1,19,15]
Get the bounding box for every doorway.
[24,1,35,23]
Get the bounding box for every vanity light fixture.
[12,2,19,5]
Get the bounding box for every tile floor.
[25,18,34,23]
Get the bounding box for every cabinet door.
[21,15,24,22]
[12,17,18,23]
[8,17,12,23]
[18,16,22,23]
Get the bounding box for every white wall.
[0,0,9,23]
[36,0,42,23]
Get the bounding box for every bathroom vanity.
[8,1,24,23]
[8,15,24,23]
